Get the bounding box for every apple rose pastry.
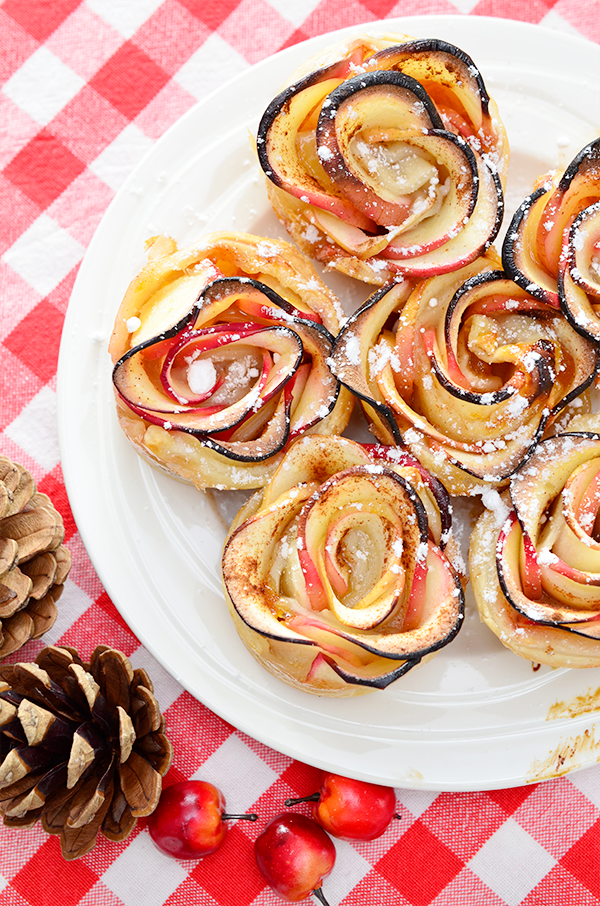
[328,251,600,496]
[503,138,600,339]
[470,424,600,667]
[257,34,508,285]
[221,434,464,696]
[109,232,353,490]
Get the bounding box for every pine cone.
[0,645,174,859]
[0,456,71,658]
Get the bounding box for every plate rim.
[57,14,600,790]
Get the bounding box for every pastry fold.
[109,232,353,490]
[257,34,508,284]
[503,138,600,341]
[328,253,599,495]
[222,435,464,696]
[471,422,600,667]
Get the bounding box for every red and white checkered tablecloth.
[1,1,600,904]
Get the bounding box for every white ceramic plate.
[58,16,600,790]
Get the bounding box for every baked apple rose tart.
[328,252,600,496]
[470,420,600,667]
[503,138,600,340]
[221,435,464,696]
[109,232,353,490]
[257,33,508,285]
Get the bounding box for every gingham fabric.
[1,1,599,904]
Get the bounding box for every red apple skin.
[147,780,227,859]
[255,812,336,901]
[313,774,397,841]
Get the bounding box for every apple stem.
[312,886,332,906]
[222,812,258,822]
[284,793,320,806]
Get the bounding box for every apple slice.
[502,186,560,306]
[327,279,411,445]
[257,69,377,230]
[221,435,464,696]
[296,465,424,626]
[112,268,353,473]
[109,232,354,490]
[113,323,303,434]
[256,33,508,284]
[497,510,600,622]
[305,650,415,690]
[470,428,600,668]
[470,505,600,667]
[535,139,600,275]
[314,70,445,226]
[361,38,509,184]
[380,148,503,277]
[330,255,599,493]
[504,138,600,312]
[559,200,600,342]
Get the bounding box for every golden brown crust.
[221,434,464,695]
[471,508,600,668]
[259,33,509,285]
[110,232,353,491]
[109,230,345,362]
[470,420,600,668]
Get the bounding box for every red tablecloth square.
[0,349,43,432]
[1,0,81,44]
[133,80,197,144]
[472,0,552,20]
[301,0,379,39]
[422,866,508,906]
[44,6,123,85]
[190,825,265,905]
[488,784,538,816]
[376,819,464,904]
[0,343,43,430]
[162,874,220,906]
[46,171,114,248]
[34,269,79,322]
[4,300,64,384]
[89,42,170,122]
[512,779,598,859]
[0,178,42,258]
[94,592,141,641]
[361,0,401,17]
[560,818,600,899]
[134,0,210,78]
[4,130,86,211]
[553,0,600,42]
[219,0,297,64]
[0,823,46,884]
[280,26,312,49]
[0,12,39,87]
[0,263,44,338]
[12,837,99,906]
[0,97,40,173]
[179,0,245,33]
[278,759,324,799]
[57,599,140,658]
[0,887,37,906]
[344,868,415,906]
